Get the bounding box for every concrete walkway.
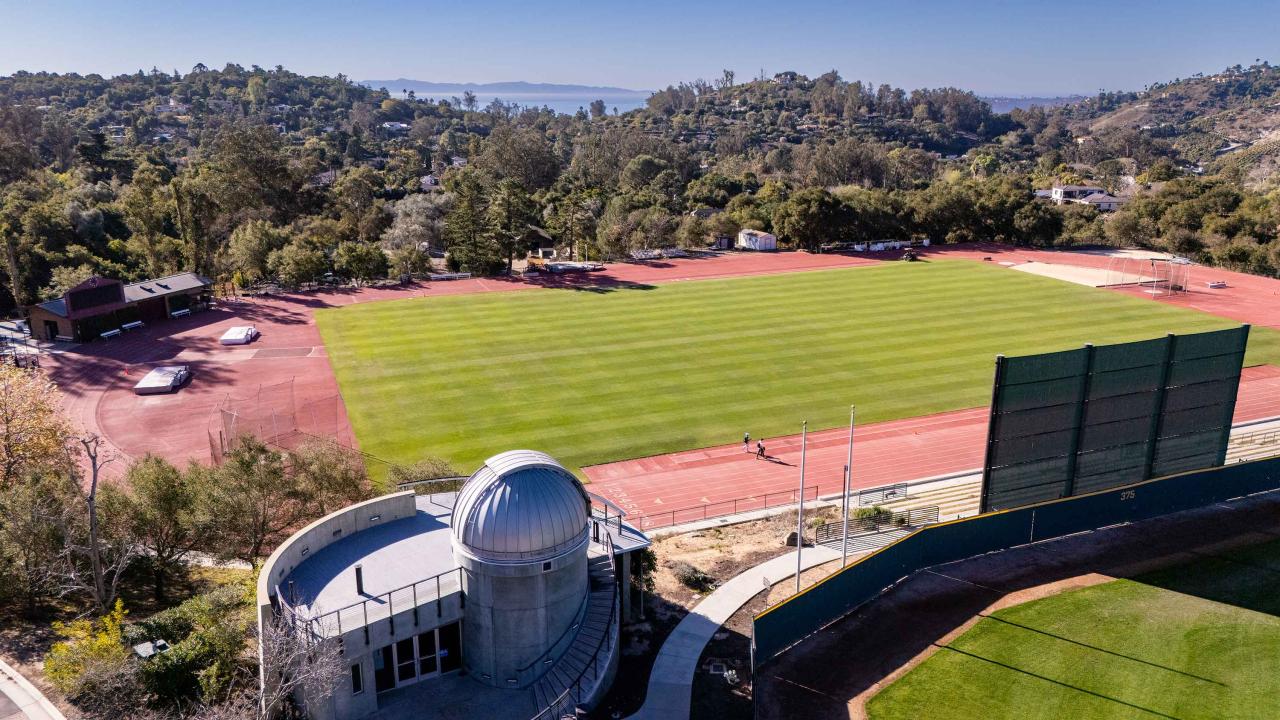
[0,659,65,720]
[629,544,842,720]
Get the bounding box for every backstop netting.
[208,379,352,460]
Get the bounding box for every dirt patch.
[591,506,840,718]
[690,555,848,720]
[252,347,315,358]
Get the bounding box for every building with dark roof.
[26,272,213,342]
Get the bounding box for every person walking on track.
[756,440,766,460]
[743,432,751,452]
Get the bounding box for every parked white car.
[220,325,260,345]
[133,366,190,395]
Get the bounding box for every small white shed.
[737,229,778,251]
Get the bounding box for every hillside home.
[1050,185,1105,205]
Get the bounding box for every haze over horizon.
[2,0,1278,96]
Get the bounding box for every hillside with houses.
[0,61,1278,318]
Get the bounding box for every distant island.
[361,79,651,98]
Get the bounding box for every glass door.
[438,622,462,673]
[373,646,395,693]
[394,638,417,684]
[416,631,438,678]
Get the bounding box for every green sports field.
[315,260,1280,474]
[866,538,1280,720]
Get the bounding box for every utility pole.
[795,421,807,594]
[841,406,855,567]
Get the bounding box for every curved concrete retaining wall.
[256,492,418,719]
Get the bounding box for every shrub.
[389,457,460,493]
[125,582,254,707]
[45,600,143,713]
[670,560,715,592]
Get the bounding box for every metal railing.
[278,566,465,643]
[858,482,908,506]
[1231,428,1280,449]
[630,482,845,530]
[814,506,940,545]
[529,525,619,720]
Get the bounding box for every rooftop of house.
[34,271,211,318]
[35,298,67,317]
[1080,192,1122,202]
[123,272,213,304]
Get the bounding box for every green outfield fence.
[751,453,1280,671]
[981,326,1249,513]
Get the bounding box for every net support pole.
[1144,334,1177,481]
[795,421,807,594]
[979,355,1006,514]
[1063,344,1094,499]
[841,406,855,568]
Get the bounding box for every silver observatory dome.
[450,450,590,564]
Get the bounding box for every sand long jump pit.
[1010,260,1156,287]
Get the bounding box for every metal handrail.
[813,505,940,545]
[630,482,840,530]
[528,525,619,720]
[1232,429,1279,446]
[278,566,465,641]
[516,588,591,677]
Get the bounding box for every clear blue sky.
[2,0,1278,95]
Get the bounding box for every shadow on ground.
[752,492,1280,720]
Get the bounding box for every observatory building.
[257,450,650,720]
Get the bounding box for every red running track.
[47,244,1280,485]
[46,251,878,478]
[912,243,1280,329]
[586,365,1280,527]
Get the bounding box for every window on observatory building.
[350,663,363,695]
[396,638,417,682]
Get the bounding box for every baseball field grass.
[866,537,1280,719]
[315,259,1280,475]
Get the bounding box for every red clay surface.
[585,365,1280,528]
[914,243,1280,329]
[45,251,878,478]
[47,244,1280,491]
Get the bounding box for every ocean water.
[394,91,648,116]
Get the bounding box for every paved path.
[629,545,842,720]
[0,659,65,720]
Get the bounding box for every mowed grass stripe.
[316,260,1280,474]
[867,539,1280,719]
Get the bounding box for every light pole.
[795,421,807,594]
[841,406,855,567]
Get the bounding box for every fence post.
[979,355,1006,514]
[1144,335,1177,481]
[1217,325,1250,466]
[1063,344,1094,499]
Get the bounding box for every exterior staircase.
[530,551,618,716]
